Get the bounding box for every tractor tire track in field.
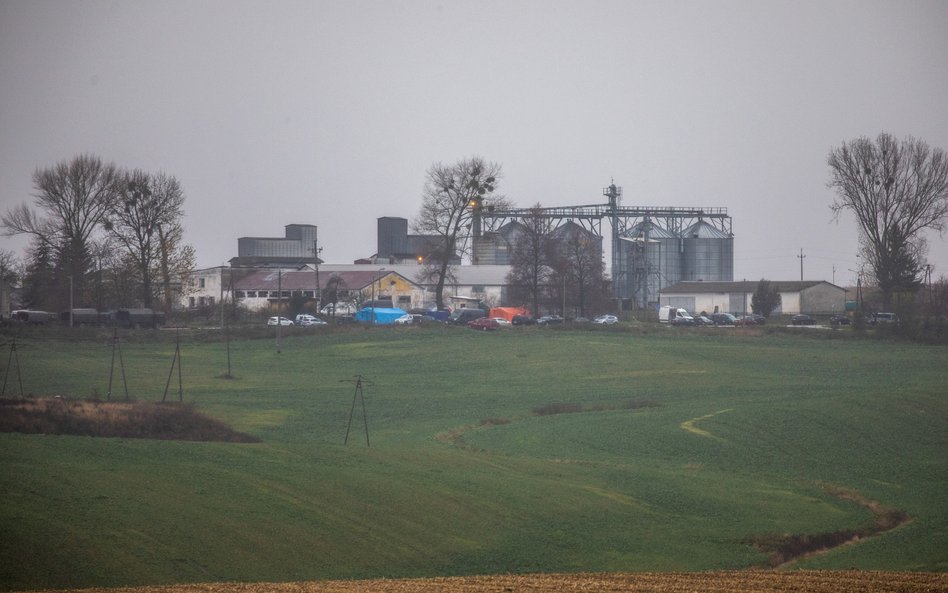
[16,570,948,593]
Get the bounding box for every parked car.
[447,308,487,325]
[393,313,415,325]
[491,317,511,326]
[267,316,294,326]
[468,317,500,331]
[868,312,898,325]
[593,314,618,325]
[299,316,328,327]
[694,315,715,326]
[734,315,763,326]
[790,314,817,326]
[829,314,851,326]
[741,314,767,325]
[709,313,737,326]
[295,314,318,325]
[511,314,535,326]
[536,315,565,325]
[658,306,693,324]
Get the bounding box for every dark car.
[511,315,535,326]
[447,308,486,325]
[708,313,737,326]
[468,317,500,331]
[790,314,817,325]
[536,315,565,325]
[743,314,767,325]
[829,314,851,326]
[734,315,762,326]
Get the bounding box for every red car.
[468,317,500,331]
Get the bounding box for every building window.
[198,296,206,307]
[208,296,215,306]
[199,278,206,288]
[398,295,411,305]
[235,291,245,298]
[189,297,195,308]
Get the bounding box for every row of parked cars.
[466,313,619,331]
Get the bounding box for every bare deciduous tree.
[106,170,191,308]
[556,228,606,318]
[2,154,121,303]
[828,133,948,307]
[413,156,509,309]
[506,204,554,316]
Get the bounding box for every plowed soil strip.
[19,570,948,593]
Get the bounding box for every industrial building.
[374,217,460,265]
[230,224,323,268]
[659,280,845,316]
[475,183,733,308]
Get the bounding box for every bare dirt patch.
[14,571,948,593]
[0,396,259,443]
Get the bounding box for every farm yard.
[0,324,946,591]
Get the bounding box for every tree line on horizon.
[3,131,947,320]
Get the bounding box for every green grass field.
[1,325,946,590]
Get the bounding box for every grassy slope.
[0,326,945,590]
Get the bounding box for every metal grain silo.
[682,221,733,282]
[620,220,681,307]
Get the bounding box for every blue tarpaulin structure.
[354,307,407,325]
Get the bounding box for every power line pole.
[797,248,806,282]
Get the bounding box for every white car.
[267,316,294,326]
[593,314,618,325]
[491,317,512,326]
[297,315,327,327]
[393,313,414,325]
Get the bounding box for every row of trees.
[2,154,194,313]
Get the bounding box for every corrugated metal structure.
[618,221,681,307]
[682,221,734,283]
[376,217,461,265]
[233,224,321,267]
[476,183,732,309]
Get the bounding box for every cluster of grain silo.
[618,219,733,307]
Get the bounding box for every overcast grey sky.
[2,0,947,286]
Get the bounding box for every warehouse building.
[659,280,845,316]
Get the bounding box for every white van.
[658,306,694,324]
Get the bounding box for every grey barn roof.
[662,280,841,294]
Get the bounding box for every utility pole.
[276,269,282,353]
[68,275,74,327]
[314,236,322,314]
[797,248,806,282]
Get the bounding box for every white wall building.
[659,280,846,316]
[179,263,512,313]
